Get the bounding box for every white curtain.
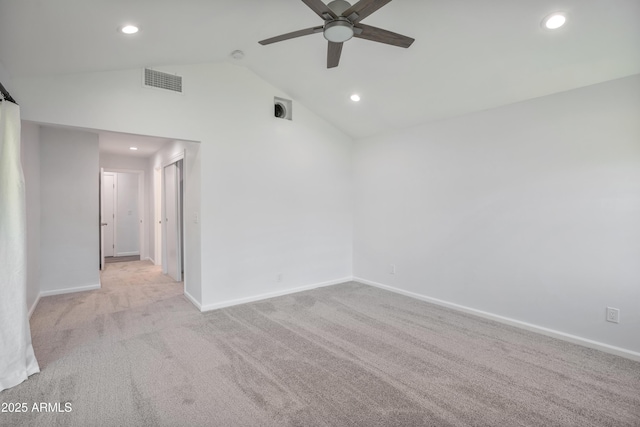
[0,99,40,391]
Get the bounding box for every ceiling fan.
[259,0,415,68]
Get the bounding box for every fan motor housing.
[327,0,351,15]
[257,0,414,69]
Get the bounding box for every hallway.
[29,261,185,369]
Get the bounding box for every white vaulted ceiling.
[0,0,639,139]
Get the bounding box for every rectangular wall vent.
[144,68,182,93]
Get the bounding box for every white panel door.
[100,168,105,270]
[163,163,181,281]
[103,173,115,257]
[115,172,139,256]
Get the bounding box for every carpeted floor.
[2,261,639,426]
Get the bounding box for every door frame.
[102,168,146,261]
[102,171,117,259]
[100,168,105,270]
[162,150,185,283]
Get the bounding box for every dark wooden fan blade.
[259,26,324,45]
[353,23,414,48]
[302,0,337,20]
[327,42,343,68]
[342,0,392,23]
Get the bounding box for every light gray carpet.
[1,261,639,426]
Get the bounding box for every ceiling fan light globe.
[324,20,354,43]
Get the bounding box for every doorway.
[100,169,144,268]
[96,133,199,307]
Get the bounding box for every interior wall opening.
[95,130,198,301]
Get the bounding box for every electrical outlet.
[606,307,620,323]
[390,264,396,275]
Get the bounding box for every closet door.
[163,162,181,281]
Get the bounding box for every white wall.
[0,60,11,90]
[20,121,40,313]
[8,58,639,358]
[39,126,100,294]
[100,152,150,171]
[353,75,640,355]
[202,106,353,309]
[12,62,354,309]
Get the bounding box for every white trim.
[39,283,101,298]
[29,283,103,318]
[161,152,185,289]
[28,294,41,319]
[183,290,202,311]
[163,150,185,168]
[354,277,640,362]
[199,277,353,312]
[103,168,146,261]
[114,251,140,257]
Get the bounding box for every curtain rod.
[0,81,18,105]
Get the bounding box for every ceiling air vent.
[143,68,182,93]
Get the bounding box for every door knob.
[101,223,108,226]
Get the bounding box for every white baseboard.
[183,290,202,311]
[39,283,101,298]
[199,277,353,312]
[145,256,161,266]
[354,277,640,362]
[114,251,139,257]
[28,294,41,319]
[28,283,102,318]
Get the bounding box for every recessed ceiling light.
[120,25,139,35]
[542,13,566,30]
[350,94,361,102]
[129,147,138,151]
